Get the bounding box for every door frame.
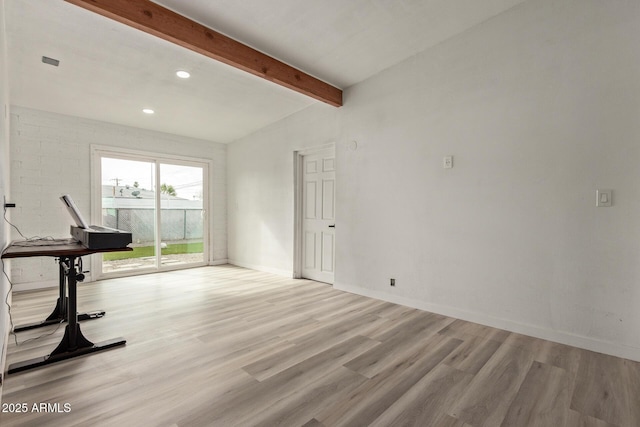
[293,142,335,281]
[91,145,212,279]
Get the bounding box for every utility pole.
[110,178,121,197]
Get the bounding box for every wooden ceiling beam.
[65,0,342,107]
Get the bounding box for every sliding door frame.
[91,145,212,279]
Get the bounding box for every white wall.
[9,106,227,288]
[227,104,340,275]
[228,0,640,361]
[0,0,9,387]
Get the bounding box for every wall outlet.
[390,278,395,287]
[443,156,453,169]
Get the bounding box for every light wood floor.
[1,265,639,426]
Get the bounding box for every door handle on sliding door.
[328,225,335,228]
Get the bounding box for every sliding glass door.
[101,157,157,274]
[94,149,208,277]
[159,163,205,268]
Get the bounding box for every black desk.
[2,240,131,374]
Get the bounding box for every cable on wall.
[2,200,65,345]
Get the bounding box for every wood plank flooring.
[1,265,639,426]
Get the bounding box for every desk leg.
[13,258,105,332]
[8,256,125,374]
[13,261,68,332]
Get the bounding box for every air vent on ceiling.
[42,56,60,67]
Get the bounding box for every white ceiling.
[5,0,526,144]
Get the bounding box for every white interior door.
[301,149,335,284]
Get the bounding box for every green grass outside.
[103,242,204,260]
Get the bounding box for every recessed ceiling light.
[176,70,191,79]
[142,109,155,114]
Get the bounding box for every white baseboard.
[14,262,229,288]
[12,279,58,293]
[228,260,293,278]
[334,281,640,363]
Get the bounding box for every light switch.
[596,189,612,207]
